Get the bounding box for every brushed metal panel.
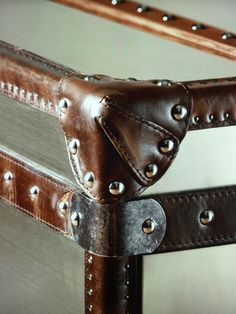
[143,245,236,314]
[0,199,84,314]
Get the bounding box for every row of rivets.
[110,1,235,39]
[86,253,94,312]
[194,112,230,124]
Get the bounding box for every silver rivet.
[71,211,80,227]
[87,289,93,296]
[87,305,93,312]
[29,185,39,196]
[192,23,205,31]
[159,139,175,153]
[88,274,93,281]
[172,104,188,121]
[57,201,68,216]
[84,75,97,81]
[88,256,93,264]
[3,171,13,181]
[200,210,214,225]
[194,116,200,123]
[162,14,175,22]
[69,139,80,155]
[142,218,156,234]
[157,79,172,87]
[224,112,230,119]
[111,0,122,4]
[137,5,148,13]
[125,264,130,269]
[109,181,125,195]
[222,32,235,40]
[59,98,70,113]
[145,164,158,178]
[209,114,214,121]
[126,280,130,286]
[84,172,94,188]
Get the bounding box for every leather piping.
[52,0,236,60]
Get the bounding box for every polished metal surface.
[145,164,158,178]
[84,172,94,188]
[172,104,188,121]
[200,209,215,225]
[159,139,175,153]
[69,139,80,155]
[109,181,125,195]
[3,171,13,181]
[57,200,68,216]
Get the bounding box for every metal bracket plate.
[70,193,166,257]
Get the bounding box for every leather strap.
[0,40,236,202]
[53,0,236,60]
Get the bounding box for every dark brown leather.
[1,40,236,202]
[85,252,142,314]
[53,0,236,60]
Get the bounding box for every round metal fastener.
[137,4,148,13]
[109,181,125,195]
[162,14,175,22]
[87,289,93,296]
[84,172,94,188]
[29,185,39,196]
[192,23,205,31]
[3,171,13,181]
[71,211,80,227]
[145,163,158,178]
[224,112,230,119]
[157,79,172,87]
[159,139,175,153]
[221,32,235,40]
[209,114,214,121]
[84,75,97,81]
[194,116,200,123]
[172,104,188,121]
[200,210,215,225]
[142,218,156,234]
[57,201,68,216]
[69,139,80,155]
[111,0,122,4]
[87,305,93,312]
[58,98,70,113]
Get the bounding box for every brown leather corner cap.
[59,76,192,203]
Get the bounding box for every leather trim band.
[0,40,236,202]
[53,0,236,60]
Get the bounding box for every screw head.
[145,164,158,178]
[69,139,80,155]
[29,185,39,196]
[222,32,235,40]
[58,98,70,114]
[192,23,205,31]
[71,211,80,227]
[159,139,175,153]
[57,201,68,216]
[109,181,125,195]
[142,218,156,234]
[157,79,172,87]
[3,171,13,181]
[84,172,94,188]
[172,104,188,121]
[200,210,214,225]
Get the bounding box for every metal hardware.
[29,185,39,195]
[157,79,172,87]
[159,139,175,153]
[221,32,235,40]
[84,75,97,81]
[109,181,125,195]
[57,201,68,216]
[172,104,188,121]
[200,210,214,225]
[224,112,230,119]
[192,23,205,31]
[71,211,80,227]
[84,172,94,188]
[137,4,148,13]
[3,171,13,181]
[111,0,122,5]
[142,218,156,234]
[71,194,166,256]
[58,98,70,113]
[162,14,175,22]
[209,114,214,121]
[69,139,80,155]
[145,164,158,178]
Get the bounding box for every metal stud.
[87,289,93,296]
[57,201,68,216]
[192,23,205,31]
[87,274,93,281]
[137,4,148,13]
[87,305,93,312]
[88,256,93,264]
[221,32,235,40]
[159,139,175,153]
[200,210,214,225]
[194,116,200,123]
[111,0,122,5]
[209,114,214,121]
[145,164,158,178]
[157,79,172,87]
[3,171,13,181]
[29,185,39,196]
[224,112,230,119]
[172,104,188,121]
[142,218,156,234]
[71,211,80,227]
[59,98,70,113]
[84,75,97,81]
[162,14,175,22]
[69,139,80,155]
[84,172,94,188]
[109,181,125,195]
